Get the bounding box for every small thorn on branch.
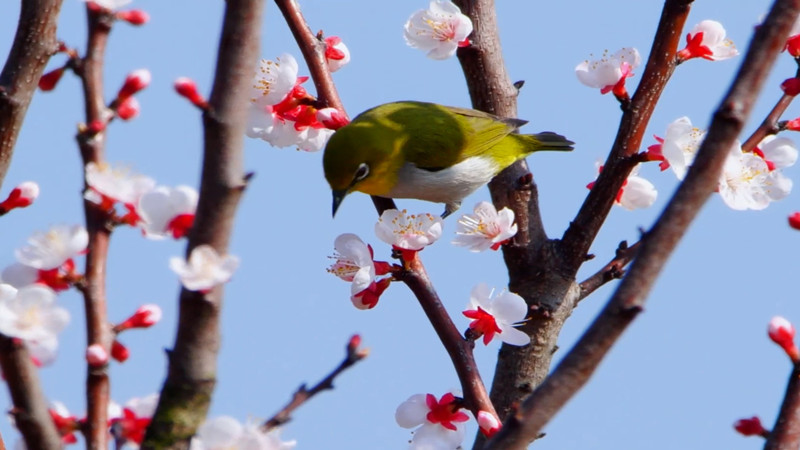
[513,80,525,91]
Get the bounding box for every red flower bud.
[116,9,150,25]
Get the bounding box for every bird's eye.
[354,163,370,181]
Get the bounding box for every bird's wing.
[401,104,525,170]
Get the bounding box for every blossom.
[769,316,799,361]
[463,283,530,346]
[28,335,59,367]
[190,416,296,450]
[0,181,39,213]
[653,116,706,179]
[2,260,79,292]
[0,284,69,342]
[677,20,738,61]
[315,107,349,130]
[249,54,299,109]
[111,394,159,446]
[49,401,80,444]
[375,209,444,251]
[452,201,517,251]
[575,48,641,97]
[718,142,792,210]
[138,185,198,239]
[328,234,392,310]
[404,0,472,60]
[616,167,657,210]
[755,135,798,171]
[324,36,350,72]
[169,245,239,292]
[587,164,657,210]
[15,224,88,271]
[84,162,156,219]
[396,392,469,449]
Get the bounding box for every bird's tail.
[525,131,574,152]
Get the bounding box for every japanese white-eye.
[323,101,573,217]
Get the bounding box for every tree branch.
[142,1,263,448]
[577,240,641,302]
[484,1,800,446]
[0,0,64,191]
[262,335,367,431]
[765,361,800,449]
[0,336,61,449]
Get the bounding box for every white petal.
[489,291,528,324]
[395,394,429,428]
[496,323,531,346]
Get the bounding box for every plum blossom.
[84,0,132,11]
[170,245,239,292]
[246,54,338,152]
[452,201,517,251]
[138,185,198,239]
[28,335,59,367]
[734,416,768,437]
[16,224,87,271]
[324,36,351,72]
[396,392,469,449]
[463,283,530,346]
[677,20,738,61]
[755,135,799,171]
[404,1,473,60]
[0,181,39,214]
[375,209,444,252]
[48,401,80,444]
[110,394,159,446]
[189,416,296,450]
[117,304,162,331]
[328,233,392,310]
[84,162,155,223]
[86,343,109,366]
[575,48,641,97]
[587,164,657,210]
[0,284,69,342]
[718,142,793,210]
[649,116,705,178]
[477,411,501,438]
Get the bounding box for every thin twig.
[741,62,800,152]
[142,1,263,448]
[577,240,641,302]
[262,335,367,431]
[484,1,800,447]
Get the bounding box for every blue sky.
[1,0,799,448]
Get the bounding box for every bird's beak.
[332,189,347,217]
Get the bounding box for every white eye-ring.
[354,163,370,181]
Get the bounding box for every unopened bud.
[782,78,800,96]
[174,77,208,109]
[117,96,140,121]
[117,304,162,332]
[116,9,149,25]
[477,411,501,437]
[734,416,768,437]
[86,344,109,366]
[768,316,799,361]
[316,107,349,130]
[0,181,39,213]
[39,67,66,91]
[111,340,130,362]
[117,69,151,101]
[789,212,800,230]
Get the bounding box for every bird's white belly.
[384,156,500,204]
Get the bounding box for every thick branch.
[262,335,367,431]
[560,0,692,274]
[765,362,800,449]
[0,0,64,190]
[484,1,800,447]
[0,336,61,449]
[142,1,263,448]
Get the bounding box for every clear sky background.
[1,0,798,449]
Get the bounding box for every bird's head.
[323,121,402,217]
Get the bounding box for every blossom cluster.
[245,53,349,152]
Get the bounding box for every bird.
[323,101,573,217]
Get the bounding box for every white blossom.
[170,245,239,292]
[375,209,443,251]
[15,225,88,270]
[404,1,473,60]
[0,284,69,342]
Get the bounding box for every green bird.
[323,101,574,217]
